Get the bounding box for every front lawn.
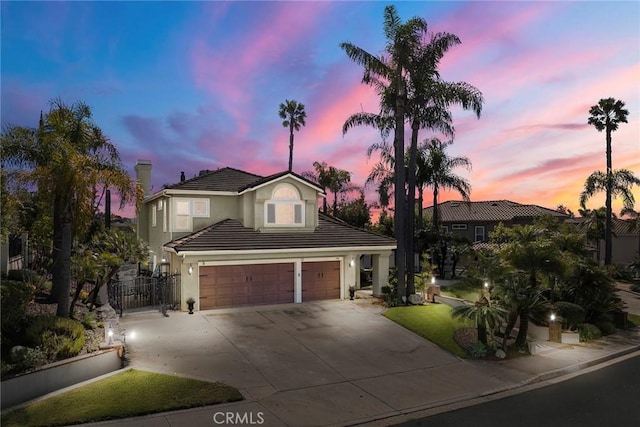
[439,281,481,302]
[384,304,472,358]
[1,369,243,427]
[628,313,640,327]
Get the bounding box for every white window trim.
[264,184,304,227]
[173,198,192,232]
[452,224,467,230]
[151,204,157,227]
[475,225,485,242]
[191,199,210,218]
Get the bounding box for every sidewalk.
[80,303,640,427]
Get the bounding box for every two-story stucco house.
[423,200,569,243]
[134,160,396,312]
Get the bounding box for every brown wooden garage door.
[199,263,294,309]
[302,261,341,301]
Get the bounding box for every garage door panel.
[302,261,341,302]
[200,263,294,309]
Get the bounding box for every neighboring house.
[569,217,639,266]
[422,200,569,243]
[134,160,396,312]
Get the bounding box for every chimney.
[134,160,152,197]
[180,171,185,182]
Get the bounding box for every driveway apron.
[120,300,511,426]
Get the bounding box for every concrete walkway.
[79,296,640,427]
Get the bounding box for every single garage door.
[302,261,341,301]
[199,263,294,309]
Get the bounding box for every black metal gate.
[108,274,181,316]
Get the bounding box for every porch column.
[372,251,391,297]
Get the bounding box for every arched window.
[265,184,304,226]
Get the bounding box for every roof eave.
[163,245,397,257]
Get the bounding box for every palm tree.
[364,141,396,214]
[587,97,629,265]
[579,169,640,264]
[278,99,306,172]
[341,5,428,300]
[423,138,472,231]
[451,296,507,346]
[492,274,548,350]
[578,207,609,263]
[404,35,483,293]
[1,99,137,317]
[302,161,333,214]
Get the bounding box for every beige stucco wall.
[174,248,393,312]
[253,178,319,232]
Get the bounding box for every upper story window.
[265,184,304,227]
[172,198,210,232]
[475,225,486,242]
[452,224,467,230]
[151,204,157,227]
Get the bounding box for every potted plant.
[348,286,356,300]
[186,297,195,314]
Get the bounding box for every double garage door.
[199,261,340,310]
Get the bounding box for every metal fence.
[108,274,181,316]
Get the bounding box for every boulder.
[494,348,506,359]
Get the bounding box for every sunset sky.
[2,1,639,219]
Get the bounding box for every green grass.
[1,369,243,427]
[628,313,640,327]
[384,304,472,358]
[439,281,481,303]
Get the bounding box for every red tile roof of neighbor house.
[568,217,639,235]
[423,200,568,223]
[164,213,396,253]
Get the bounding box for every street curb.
[343,344,640,427]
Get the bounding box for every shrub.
[595,320,616,336]
[15,347,47,372]
[468,341,489,358]
[1,280,35,331]
[554,301,586,330]
[81,312,98,329]
[578,323,602,342]
[25,316,85,360]
[630,282,640,293]
[6,269,37,283]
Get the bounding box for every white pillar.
[372,251,391,297]
[294,260,302,303]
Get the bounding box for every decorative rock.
[495,349,506,359]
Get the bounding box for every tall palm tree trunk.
[432,186,439,230]
[394,75,407,302]
[605,128,613,264]
[55,212,73,317]
[51,197,64,304]
[288,124,294,172]
[515,308,530,349]
[406,122,420,296]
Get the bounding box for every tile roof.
[164,213,396,253]
[166,167,263,192]
[423,200,568,223]
[568,217,638,235]
[162,167,324,194]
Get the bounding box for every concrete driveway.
[120,300,511,426]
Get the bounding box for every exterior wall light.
[550,313,556,322]
[188,264,193,275]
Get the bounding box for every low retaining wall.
[1,348,121,409]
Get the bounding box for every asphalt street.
[396,354,640,427]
